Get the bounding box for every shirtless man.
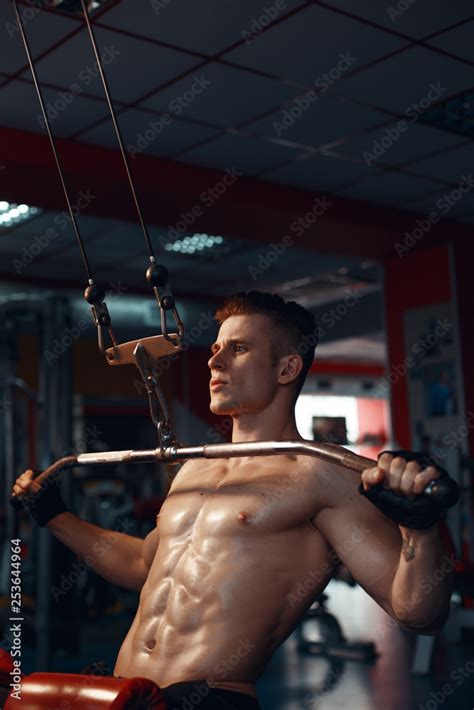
[13,291,453,709]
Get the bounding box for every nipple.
[237,511,251,524]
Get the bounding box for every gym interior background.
[1,0,474,708]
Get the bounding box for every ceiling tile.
[245,95,388,149]
[324,0,474,40]
[223,4,408,84]
[177,132,300,174]
[427,20,474,63]
[49,231,141,264]
[414,142,474,183]
[0,3,77,75]
[405,190,474,219]
[11,211,59,236]
[100,0,304,55]
[0,80,110,137]
[234,245,341,279]
[340,123,466,167]
[160,248,263,281]
[0,213,77,270]
[12,215,122,269]
[336,172,441,206]
[26,26,201,104]
[79,108,221,156]
[140,63,300,128]
[332,46,474,113]
[122,243,267,292]
[0,228,39,259]
[0,209,77,247]
[16,256,84,281]
[263,153,375,192]
[68,214,118,238]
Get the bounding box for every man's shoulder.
[292,454,361,509]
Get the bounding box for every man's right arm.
[12,468,157,593]
[47,512,152,592]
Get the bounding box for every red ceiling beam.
[1,126,472,259]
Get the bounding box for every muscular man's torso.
[114,453,337,695]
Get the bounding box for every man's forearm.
[47,512,147,591]
[390,525,454,631]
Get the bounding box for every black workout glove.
[358,450,447,530]
[14,474,68,527]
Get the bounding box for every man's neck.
[230,411,301,443]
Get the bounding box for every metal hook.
[133,342,176,449]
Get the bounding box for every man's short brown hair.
[214,291,318,401]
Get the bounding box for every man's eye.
[234,345,245,352]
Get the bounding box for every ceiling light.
[163,233,225,255]
[0,201,42,230]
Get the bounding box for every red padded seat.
[3,671,166,709]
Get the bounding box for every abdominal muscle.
[114,521,334,696]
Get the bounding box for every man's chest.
[156,457,321,539]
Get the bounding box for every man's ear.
[278,354,303,385]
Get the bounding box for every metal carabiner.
[146,262,185,343]
[133,342,177,449]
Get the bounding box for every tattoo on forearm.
[402,537,415,562]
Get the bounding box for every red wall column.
[452,244,474,454]
[384,243,453,449]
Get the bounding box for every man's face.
[208,314,281,416]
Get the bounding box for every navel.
[144,639,156,652]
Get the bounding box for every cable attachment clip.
[146,263,185,343]
[133,341,177,449]
[84,282,117,354]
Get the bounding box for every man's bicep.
[313,490,402,617]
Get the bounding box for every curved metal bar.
[164,440,376,472]
[10,455,78,511]
[10,440,459,510]
[72,440,375,471]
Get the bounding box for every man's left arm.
[313,454,454,635]
[363,453,454,634]
[387,525,452,633]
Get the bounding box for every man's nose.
[208,351,225,370]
